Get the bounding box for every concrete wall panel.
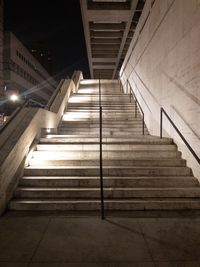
[121,0,200,180]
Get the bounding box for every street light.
[9,94,19,102]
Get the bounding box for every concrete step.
[67,102,134,106]
[30,151,181,161]
[64,110,137,114]
[19,176,199,188]
[62,114,141,119]
[29,158,186,167]
[9,198,200,211]
[60,122,143,127]
[59,124,145,129]
[58,131,148,136]
[36,144,177,151]
[14,187,200,199]
[40,136,173,144]
[70,94,130,97]
[61,117,143,122]
[58,129,148,134]
[66,106,137,110]
[24,166,191,177]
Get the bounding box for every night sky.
[4,0,90,80]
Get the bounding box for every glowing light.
[80,80,98,85]
[46,128,51,133]
[68,96,93,103]
[9,94,19,102]
[63,111,94,121]
[78,88,97,94]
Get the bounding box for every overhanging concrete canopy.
[80,0,145,79]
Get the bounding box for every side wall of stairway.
[0,71,83,215]
[120,0,200,181]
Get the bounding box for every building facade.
[0,0,3,96]
[3,32,57,104]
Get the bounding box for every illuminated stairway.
[9,80,200,211]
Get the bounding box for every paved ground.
[1,211,200,266]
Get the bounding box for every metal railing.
[99,77,105,219]
[127,80,145,135]
[160,107,200,165]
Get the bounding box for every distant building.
[0,0,3,96]
[3,32,57,105]
[30,43,53,75]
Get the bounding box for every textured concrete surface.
[1,212,200,266]
[120,0,200,181]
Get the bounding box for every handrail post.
[129,84,132,103]
[135,101,137,118]
[160,108,163,138]
[99,76,105,220]
[142,115,144,135]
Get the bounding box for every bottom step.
[9,198,200,211]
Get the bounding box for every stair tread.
[25,166,189,169]
[20,176,196,179]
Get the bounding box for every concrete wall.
[0,0,3,96]
[120,0,200,180]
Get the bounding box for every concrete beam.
[90,22,126,31]
[91,44,120,50]
[80,0,94,78]
[92,65,115,69]
[87,10,131,22]
[91,38,122,44]
[92,49,119,54]
[87,1,131,10]
[91,31,123,38]
[92,54,117,58]
[92,58,116,63]
[112,0,139,78]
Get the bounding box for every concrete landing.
[1,212,200,266]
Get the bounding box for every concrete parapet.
[0,71,83,215]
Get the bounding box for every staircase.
[9,80,200,211]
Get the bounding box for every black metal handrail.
[99,76,105,219]
[0,99,29,134]
[127,80,145,135]
[160,107,200,165]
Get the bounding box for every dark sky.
[4,0,90,80]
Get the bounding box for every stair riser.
[14,189,200,199]
[67,108,137,111]
[59,126,145,131]
[19,177,198,188]
[60,123,144,127]
[31,152,180,160]
[24,167,191,176]
[29,159,186,167]
[9,201,200,211]
[58,130,148,135]
[62,118,143,123]
[40,138,173,145]
[36,144,176,151]
[59,127,147,131]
